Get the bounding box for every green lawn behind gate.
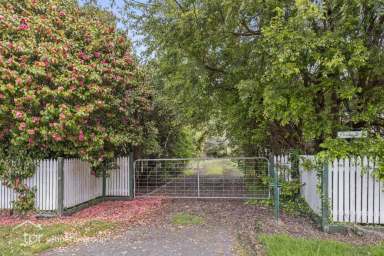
[183,159,243,176]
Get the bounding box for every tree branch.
[232,20,261,37]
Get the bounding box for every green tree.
[124,0,384,161]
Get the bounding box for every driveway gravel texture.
[41,199,383,256]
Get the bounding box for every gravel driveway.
[41,199,380,256]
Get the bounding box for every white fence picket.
[106,156,130,196]
[380,158,384,224]
[344,158,350,222]
[367,158,374,223]
[349,158,356,223]
[332,159,338,222]
[373,159,380,224]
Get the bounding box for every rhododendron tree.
[0,0,152,212]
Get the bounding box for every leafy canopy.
[124,0,384,160]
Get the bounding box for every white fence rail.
[0,156,132,213]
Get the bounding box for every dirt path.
[41,199,382,256]
[42,200,239,256]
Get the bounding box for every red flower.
[15,77,22,85]
[94,52,101,58]
[59,11,65,17]
[78,51,90,61]
[32,116,40,123]
[15,111,23,119]
[18,122,26,130]
[79,130,85,141]
[0,15,4,21]
[18,24,29,31]
[52,133,63,141]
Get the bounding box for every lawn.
[0,220,116,256]
[259,234,384,256]
[201,159,241,176]
[171,212,204,225]
[183,159,240,176]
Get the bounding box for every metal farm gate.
[134,157,271,199]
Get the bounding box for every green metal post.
[57,157,64,216]
[129,152,134,198]
[321,162,330,232]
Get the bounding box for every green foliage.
[277,179,313,216]
[168,127,198,158]
[0,0,152,212]
[11,187,36,215]
[124,0,384,162]
[259,234,384,256]
[0,149,38,214]
[171,212,204,225]
[134,64,201,159]
[204,137,230,157]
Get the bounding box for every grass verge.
[172,212,204,225]
[0,220,116,256]
[259,234,384,256]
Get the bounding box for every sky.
[78,0,145,55]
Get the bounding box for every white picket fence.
[0,156,132,212]
[274,154,292,181]
[300,156,384,224]
[0,160,59,210]
[329,157,384,224]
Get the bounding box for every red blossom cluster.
[0,0,152,174]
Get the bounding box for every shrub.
[0,0,152,212]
